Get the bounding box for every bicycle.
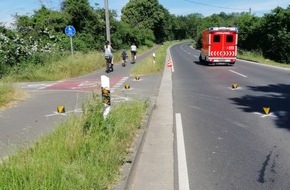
[121,51,128,67]
[105,56,113,73]
[131,51,136,64]
[122,56,127,67]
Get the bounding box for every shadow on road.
[230,84,290,130]
[193,61,234,67]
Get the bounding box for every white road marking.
[176,113,190,190]
[111,95,130,102]
[45,109,82,117]
[71,81,99,89]
[254,112,277,118]
[227,87,243,90]
[112,77,129,88]
[229,70,247,78]
[239,59,290,71]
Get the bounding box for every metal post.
[70,36,73,56]
[104,0,111,42]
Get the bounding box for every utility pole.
[104,0,111,42]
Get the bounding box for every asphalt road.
[2,43,290,190]
[171,43,290,189]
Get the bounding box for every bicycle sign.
[65,25,76,37]
[65,25,76,56]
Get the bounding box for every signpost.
[65,25,76,56]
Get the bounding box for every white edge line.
[229,69,247,78]
[238,59,290,71]
[176,113,190,190]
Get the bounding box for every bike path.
[0,46,175,190]
[0,47,159,159]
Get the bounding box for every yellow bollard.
[263,107,270,115]
[125,84,130,89]
[57,105,65,113]
[232,83,238,89]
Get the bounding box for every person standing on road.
[130,43,137,63]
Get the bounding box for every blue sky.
[0,0,289,27]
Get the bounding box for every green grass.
[0,43,186,190]
[0,45,155,108]
[131,42,173,76]
[0,94,147,189]
[0,79,27,109]
[0,81,15,106]
[6,46,154,83]
[7,51,105,82]
[238,50,290,69]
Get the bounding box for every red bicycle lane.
[41,76,124,92]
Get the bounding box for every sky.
[0,0,289,27]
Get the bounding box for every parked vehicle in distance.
[199,27,238,66]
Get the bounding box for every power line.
[184,0,249,11]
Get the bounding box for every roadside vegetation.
[237,50,290,69]
[0,41,166,188]
[131,42,171,76]
[0,95,147,189]
[0,1,289,108]
[0,0,289,188]
[0,79,28,110]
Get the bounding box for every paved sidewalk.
[127,61,174,190]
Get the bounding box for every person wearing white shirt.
[130,43,137,63]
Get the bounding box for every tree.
[236,12,261,51]
[121,0,173,43]
[259,6,290,63]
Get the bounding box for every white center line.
[176,113,190,190]
[229,69,247,78]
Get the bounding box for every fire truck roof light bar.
[209,27,238,32]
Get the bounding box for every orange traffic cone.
[167,58,172,67]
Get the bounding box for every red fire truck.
[199,27,238,65]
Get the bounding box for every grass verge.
[7,52,105,82]
[0,94,147,189]
[0,79,27,110]
[238,50,290,69]
[0,41,176,188]
[131,42,173,76]
[0,46,153,108]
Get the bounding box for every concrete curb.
[113,56,163,190]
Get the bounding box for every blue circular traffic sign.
[65,25,76,37]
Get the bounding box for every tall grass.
[0,94,147,189]
[6,46,153,82]
[0,79,27,109]
[238,50,290,68]
[0,44,163,188]
[0,45,154,108]
[7,51,105,82]
[131,42,171,76]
